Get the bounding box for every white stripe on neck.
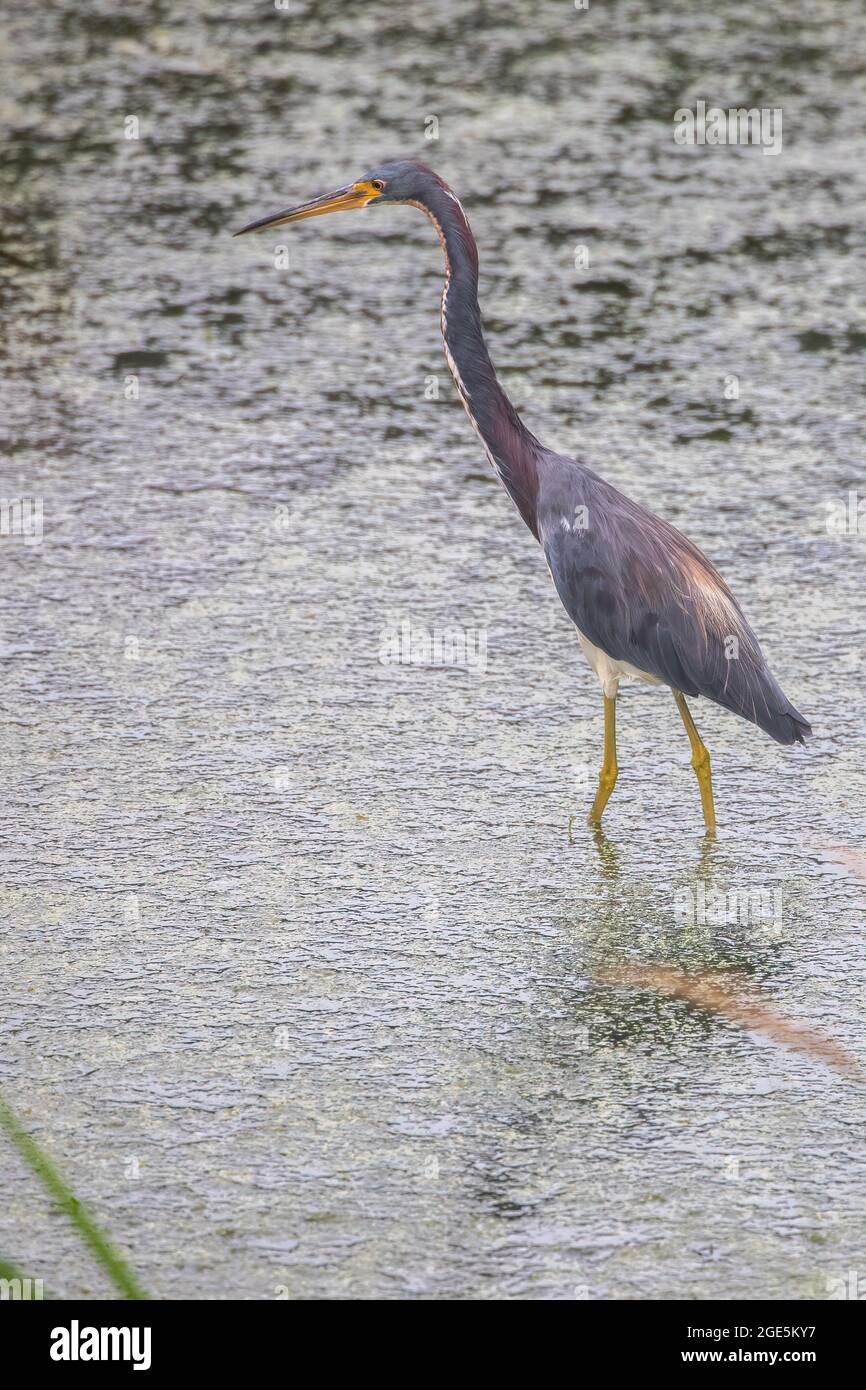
[407,197,508,490]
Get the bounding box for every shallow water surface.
[1,0,865,1299]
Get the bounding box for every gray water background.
[1,0,865,1299]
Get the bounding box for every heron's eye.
[371,179,385,192]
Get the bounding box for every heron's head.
[233,159,445,236]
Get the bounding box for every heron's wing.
[537,460,811,743]
[541,513,701,694]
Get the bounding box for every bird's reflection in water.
[559,824,856,1076]
[583,817,763,977]
[545,821,729,1054]
[584,821,718,886]
[588,823,622,882]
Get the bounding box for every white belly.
[576,627,662,699]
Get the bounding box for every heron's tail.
[707,659,812,745]
[762,702,812,746]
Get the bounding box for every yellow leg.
[588,693,618,825]
[673,690,716,832]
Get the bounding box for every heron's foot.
[588,763,618,825]
[674,690,717,834]
[691,747,716,833]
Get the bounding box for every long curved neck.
[412,184,540,537]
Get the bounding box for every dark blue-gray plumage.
[235,158,811,830]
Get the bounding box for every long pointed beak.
[232,181,381,236]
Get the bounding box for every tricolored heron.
[234,159,811,831]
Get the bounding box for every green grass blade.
[0,1091,148,1300]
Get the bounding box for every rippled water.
[1,0,865,1299]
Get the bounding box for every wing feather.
[538,459,811,744]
